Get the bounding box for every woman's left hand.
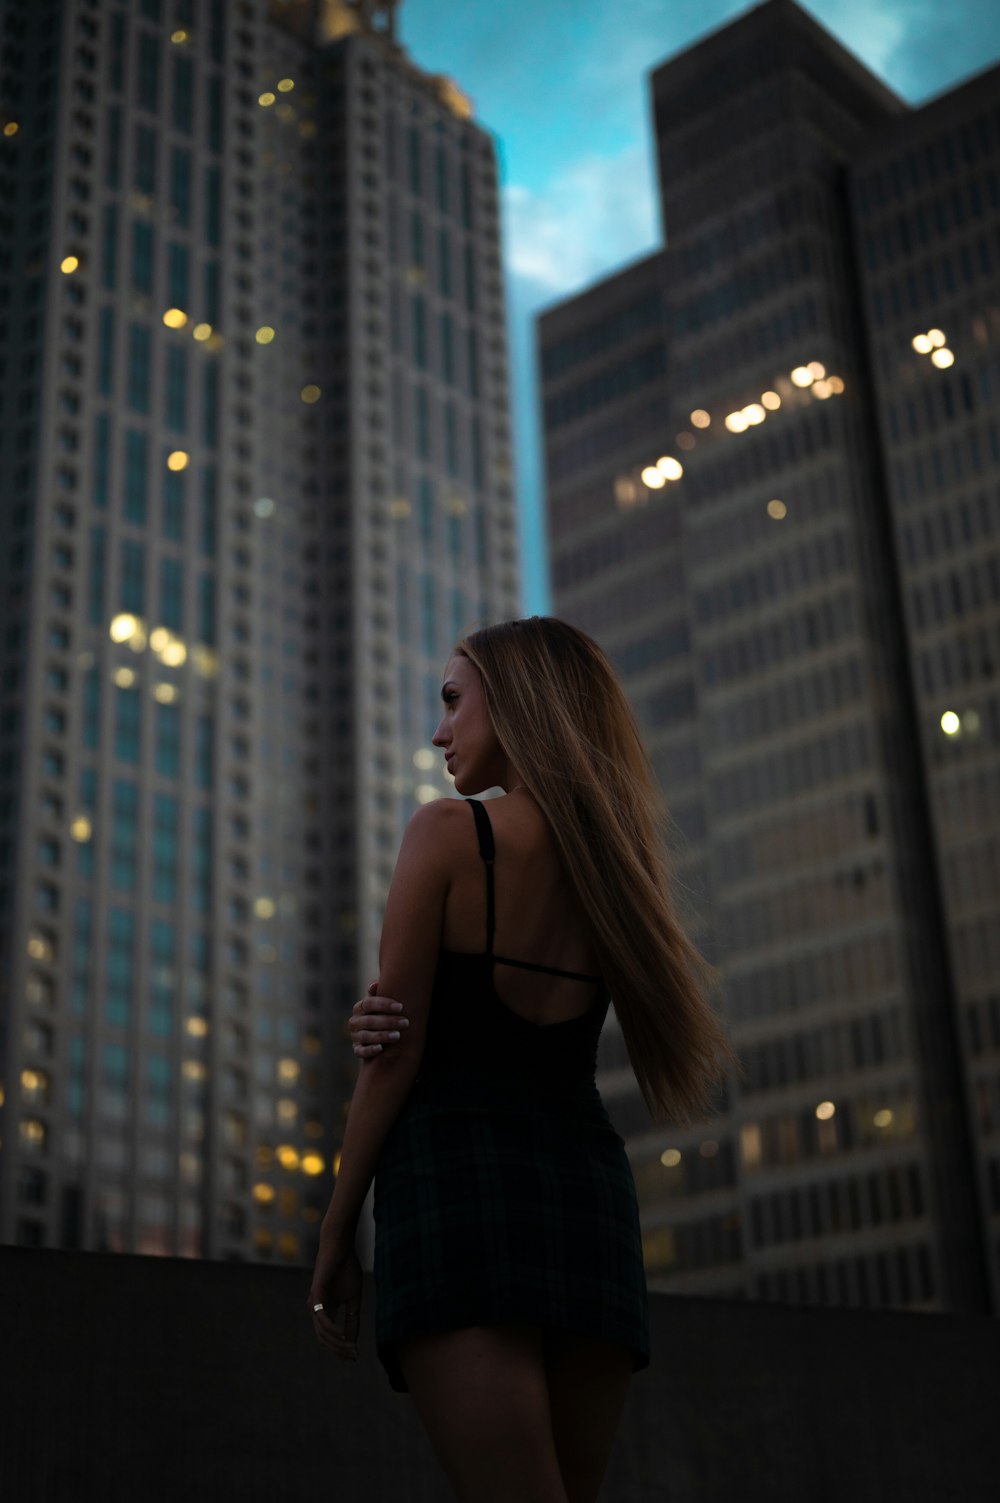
[307,1240,362,1360]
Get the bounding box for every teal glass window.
[163,469,184,542]
[467,330,479,398]
[411,294,428,368]
[124,429,148,523]
[417,476,434,544]
[438,227,452,298]
[444,402,458,476]
[471,420,484,490]
[152,794,179,903]
[170,147,192,228]
[447,514,463,563]
[114,682,141,764]
[172,54,194,133]
[71,899,92,1017]
[154,701,181,777]
[140,0,162,20]
[464,244,476,312]
[101,203,118,290]
[165,345,187,431]
[209,0,224,63]
[120,538,145,615]
[460,162,473,229]
[440,313,454,384]
[192,805,212,914]
[415,386,430,459]
[106,907,135,1026]
[203,260,220,323]
[435,146,449,213]
[80,767,97,809]
[159,557,183,631]
[421,573,436,656]
[197,574,215,645]
[409,209,424,267]
[137,33,160,113]
[98,307,115,396]
[205,169,221,247]
[103,1041,130,1091]
[202,364,218,445]
[199,468,217,557]
[88,526,106,625]
[131,221,154,294]
[474,508,487,567]
[195,715,213,789]
[109,13,127,93]
[93,412,111,507]
[149,919,175,1036]
[450,587,466,643]
[167,242,189,311]
[206,76,223,152]
[110,781,138,891]
[105,107,122,188]
[134,124,157,194]
[127,323,152,414]
[83,667,100,751]
[407,127,422,194]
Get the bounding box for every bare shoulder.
[398,797,471,864]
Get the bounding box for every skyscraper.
[541,0,998,1313]
[0,0,518,1263]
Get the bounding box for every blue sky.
[397,0,1000,613]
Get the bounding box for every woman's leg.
[399,1323,570,1503]
[542,1333,634,1503]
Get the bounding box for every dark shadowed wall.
[1,1247,997,1502]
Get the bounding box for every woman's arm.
[313,798,462,1245]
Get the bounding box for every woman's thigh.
[542,1333,634,1503]
[399,1323,570,1503]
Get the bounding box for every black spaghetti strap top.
[467,798,603,986]
[410,799,610,1105]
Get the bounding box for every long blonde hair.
[457,616,742,1126]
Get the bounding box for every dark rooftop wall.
[2,1246,997,1502]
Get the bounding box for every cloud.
[501,139,660,300]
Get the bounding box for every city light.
[927,328,946,347]
[192,322,213,341]
[791,366,814,387]
[300,384,322,403]
[659,1149,682,1167]
[252,1183,276,1203]
[413,748,436,770]
[166,450,189,471]
[656,455,683,480]
[301,1153,325,1176]
[640,466,666,488]
[70,816,92,842]
[277,78,296,92]
[815,1101,836,1120]
[761,390,781,409]
[255,326,276,344]
[912,333,933,354]
[931,348,955,368]
[276,1144,300,1170]
[163,307,188,328]
[60,255,79,274]
[940,710,960,735]
[258,92,276,107]
[873,1109,894,1128]
[725,411,749,432]
[690,409,711,428]
[766,499,787,519]
[255,897,276,918]
[109,613,140,643]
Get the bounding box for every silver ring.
[313,1302,324,1312]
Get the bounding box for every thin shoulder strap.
[468,799,495,957]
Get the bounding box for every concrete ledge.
[2,1246,997,1502]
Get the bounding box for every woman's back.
[440,790,602,1028]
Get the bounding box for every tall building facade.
[541,0,998,1313]
[0,0,518,1262]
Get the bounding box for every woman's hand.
[307,1237,363,1361]
[349,981,409,1058]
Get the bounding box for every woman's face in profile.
[432,655,507,795]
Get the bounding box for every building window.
[126,323,152,413]
[114,683,141,765]
[106,906,136,1026]
[124,429,148,522]
[120,537,146,615]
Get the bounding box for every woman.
[308,617,739,1503]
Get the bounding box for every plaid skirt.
[373,1081,650,1392]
